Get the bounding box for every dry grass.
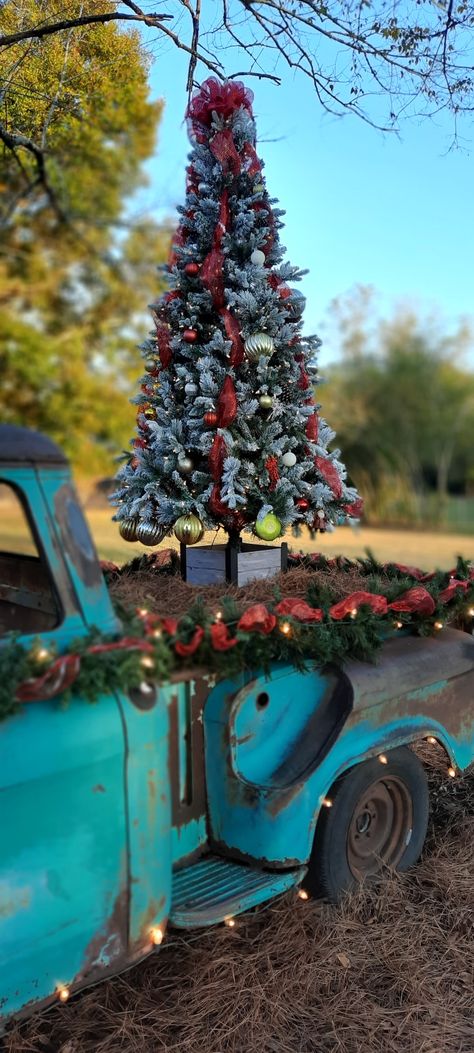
[5,752,474,1053]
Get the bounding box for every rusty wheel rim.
[347,776,413,879]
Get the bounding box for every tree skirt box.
[181,542,288,586]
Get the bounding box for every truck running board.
[170,855,306,928]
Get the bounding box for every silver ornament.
[286,288,306,320]
[185,382,198,395]
[135,521,166,547]
[251,248,266,267]
[144,358,158,373]
[282,451,297,468]
[119,517,139,542]
[178,456,193,475]
[244,332,275,363]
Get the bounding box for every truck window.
[0,482,61,634]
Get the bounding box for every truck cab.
[1,425,474,1030]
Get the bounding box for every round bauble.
[183,328,198,343]
[286,288,306,321]
[203,410,218,427]
[253,182,265,194]
[185,382,198,395]
[144,358,158,373]
[178,456,193,475]
[144,408,155,419]
[250,248,266,267]
[244,332,275,363]
[119,517,139,542]
[135,521,166,547]
[282,450,297,468]
[296,497,309,511]
[174,514,204,545]
[259,394,273,410]
[185,262,200,276]
[254,513,282,542]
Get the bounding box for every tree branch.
[0,9,173,48]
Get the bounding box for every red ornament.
[296,498,309,511]
[183,328,198,343]
[185,262,200,276]
[204,410,218,427]
[216,375,238,427]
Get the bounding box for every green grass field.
[1,496,473,569]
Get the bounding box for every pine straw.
[108,560,375,620]
[5,752,474,1053]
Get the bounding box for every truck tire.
[304,747,429,902]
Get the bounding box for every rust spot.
[77,883,128,980]
[266,782,302,818]
[148,776,157,802]
[133,818,140,827]
[92,784,106,794]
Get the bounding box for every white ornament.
[251,248,266,267]
[282,451,297,468]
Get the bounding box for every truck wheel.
[305,747,429,902]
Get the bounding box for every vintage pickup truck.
[1,423,474,1031]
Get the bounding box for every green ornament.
[259,394,273,410]
[254,513,282,542]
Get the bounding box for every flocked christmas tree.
[112,78,362,554]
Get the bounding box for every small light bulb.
[468,608,474,617]
[36,647,51,662]
[378,754,388,765]
[298,889,309,901]
[394,621,403,630]
[322,797,333,808]
[152,628,162,639]
[427,736,437,745]
[280,621,292,635]
[138,607,149,618]
[215,610,223,621]
[350,608,358,619]
[141,655,155,669]
[57,985,70,1002]
[140,681,154,695]
[447,766,456,778]
[151,926,163,945]
[224,917,235,928]
[434,621,444,631]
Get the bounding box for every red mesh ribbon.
[201,190,229,308]
[175,626,205,657]
[187,78,254,141]
[168,225,185,268]
[306,413,318,442]
[242,141,261,177]
[220,307,245,366]
[315,455,343,499]
[343,497,364,519]
[186,165,198,193]
[210,622,238,651]
[329,592,388,620]
[274,599,323,623]
[238,604,276,634]
[298,366,310,390]
[388,588,436,615]
[156,323,172,369]
[439,579,469,602]
[265,455,279,491]
[210,128,241,175]
[209,483,231,519]
[209,434,227,481]
[217,374,237,426]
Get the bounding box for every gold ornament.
[135,521,166,547]
[244,332,275,363]
[259,394,273,410]
[119,517,139,542]
[174,514,204,545]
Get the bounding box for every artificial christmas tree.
[112,78,361,583]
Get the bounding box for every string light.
[378,754,388,765]
[427,736,437,745]
[468,608,474,617]
[298,889,309,901]
[350,608,358,619]
[35,647,51,662]
[139,681,154,695]
[215,610,223,621]
[280,621,292,635]
[447,766,457,778]
[141,655,155,669]
[152,628,162,639]
[137,608,149,618]
[394,621,403,630]
[57,986,70,1003]
[434,621,444,631]
[150,926,164,945]
[224,917,236,928]
[322,797,333,808]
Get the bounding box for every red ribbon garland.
[15,638,154,703]
[200,190,229,309]
[216,374,238,426]
[315,455,343,499]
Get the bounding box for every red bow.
[211,622,238,651]
[275,599,323,622]
[329,592,388,620]
[175,626,205,657]
[388,588,436,615]
[187,78,254,139]
[238,604,277,634]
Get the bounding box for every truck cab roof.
[0,425,67,466]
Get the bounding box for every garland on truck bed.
[1,553,474,723]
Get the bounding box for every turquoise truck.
[1,424,474,1031]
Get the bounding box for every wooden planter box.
[181,542,288,586]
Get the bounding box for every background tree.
[0,1,171,472]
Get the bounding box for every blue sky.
[136,34,474,365]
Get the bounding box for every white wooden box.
[182,542,288,586]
